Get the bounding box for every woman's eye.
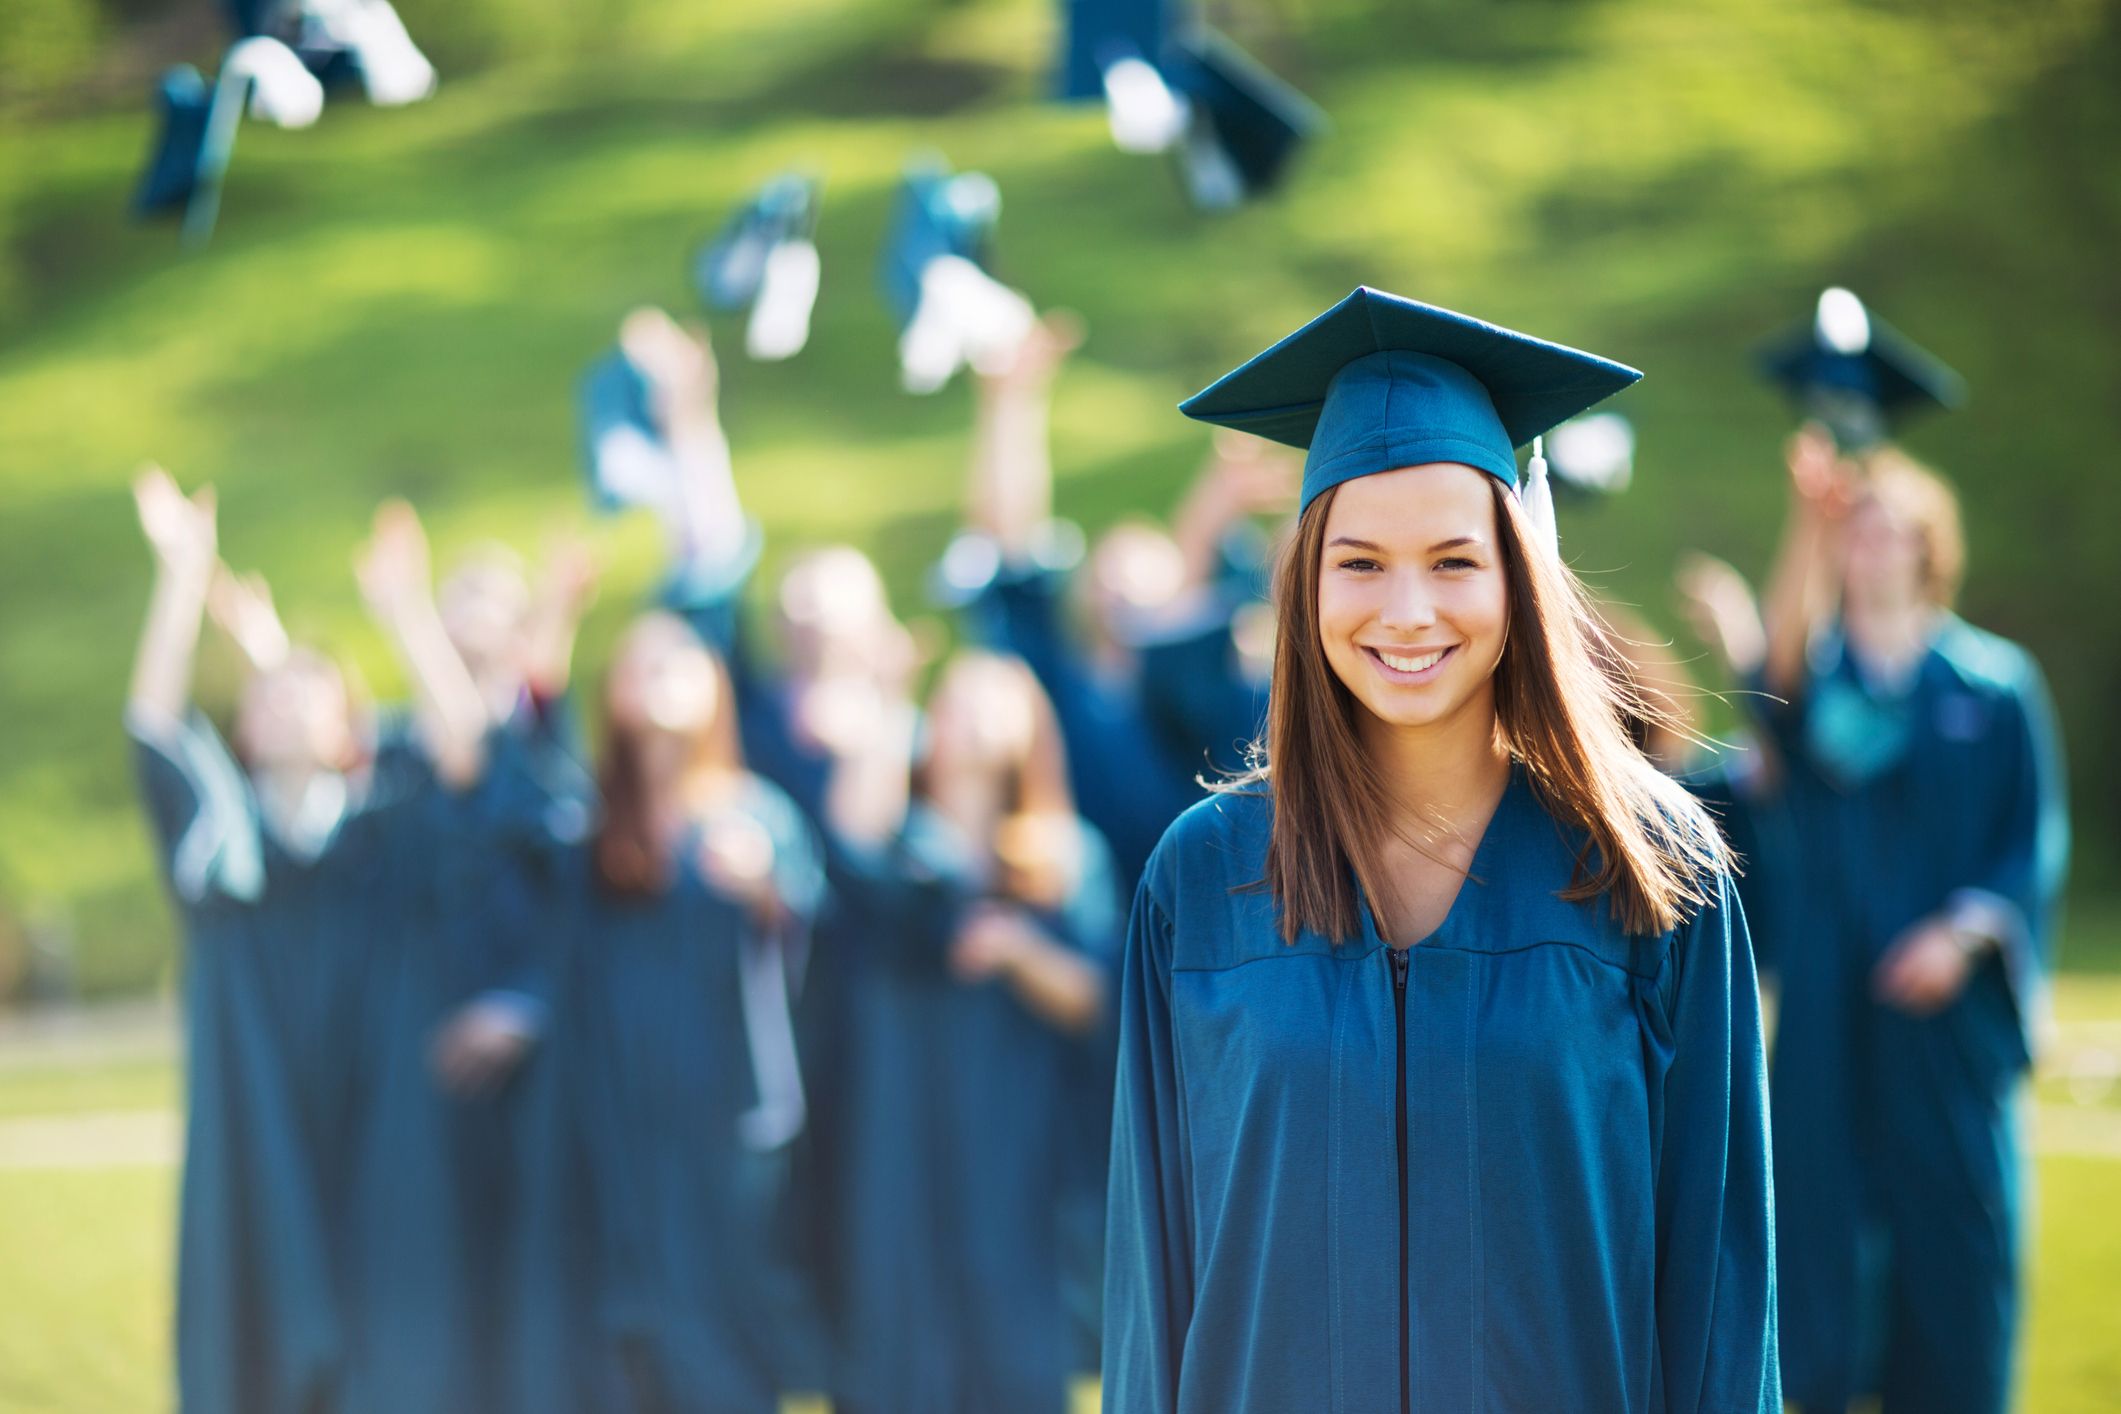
[1435,556,1479,572]
[1335,557,1380,573]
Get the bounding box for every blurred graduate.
[126,470,480,1414]
[1743,419,2068,1410]
[507,610,825,1414]
[818,648,1119,1414]
[1102,289,1779,1413]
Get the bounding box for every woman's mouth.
[1364,644,1456,683]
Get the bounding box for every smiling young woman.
[1101,289,1779,1414]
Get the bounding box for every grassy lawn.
[2,964,2117,1411]
[3,0,2119,994]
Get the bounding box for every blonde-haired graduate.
[1102,289,1779,1414]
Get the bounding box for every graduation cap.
[1057,0,1175,101]
[1181,286,1641,550]
[878,158,1036,394]
[692,174,823,363]
[577,352,676,514]
[133,38,323,246]
[227,0,434,105]
[1757,287,1965,450]
[1167,29,1325,209]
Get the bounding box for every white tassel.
[745,238,820,362]
[1520,435,1560,559]
[1102,55,1187,154]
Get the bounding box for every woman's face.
[1316,464,1509,735]
[1842,490,1927,609]
[236,652,356,770]
[605,616,719,736]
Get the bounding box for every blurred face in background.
[776,546,891,680]
[1842,490,1927,611]
[605,613,721,739]
[922,653,1035,791]
[438,549,533,689]
[1083,521,1186,644]
[235,648,359,772]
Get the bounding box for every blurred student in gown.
[1733,424,2067,1414]
[127,469,493,1414]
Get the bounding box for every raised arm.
[1168,431,1297,599]
[356,499,490,788]
[966,312,1082,557]
[1759,424,1852,701]
[128,466,218,729]
[620,307,751,581]
[206,562,292,675]
[522,535,599,701]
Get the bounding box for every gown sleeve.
[1102,877,1194,1414]
[1943,661,2070,1066]
[1638,867,1780,1414]
[127,707,262,905]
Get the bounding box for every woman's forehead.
[1321,462,1496,542]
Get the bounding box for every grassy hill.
[2,0,2117,993]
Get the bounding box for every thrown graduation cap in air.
[879,157,1036,394]
[1181,287,1642,553]
[134,38,323,246]
[692,174,823,363]
[577,351,675,514]
[227,0,435,106]
[1166,30,1326,209]
[1758,287,1965,450]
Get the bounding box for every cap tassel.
[1520,436,1559,559]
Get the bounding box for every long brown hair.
[1228,476,1725,942]
[593,623,747,897]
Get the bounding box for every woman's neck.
[1360,699,1512,845]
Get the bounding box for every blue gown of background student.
[1747,619,2067,1414]
[959,558,1203,892]
[378,714,590,1413]
[133,711,440,1414]
[822,806,1119,1414]
[509,774,824,1414]
[1134,530,1273,781]
[1103,770,1780,1414]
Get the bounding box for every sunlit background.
[1,0,2117,1409]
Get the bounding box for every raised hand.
[1785,422,1853,521]
[354,498,433,623]
[980,310,1085,395]
[620,305,718,427]
[208,564,291,672]
[133,465,217,583]
[1673,552,1766,678]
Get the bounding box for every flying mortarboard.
[1167,29,1326,209]
[577,352,675,514]
[1181,287,1642,548]
[1056,0,1175,101]
[1757,287,1964,450]
[134,38,323,246]
[878,157,1036,394]
[228,0,435,105]
[693,174,823,362]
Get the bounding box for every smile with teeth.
[1368,644,1454,676]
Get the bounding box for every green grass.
[3,964,2118,1412]
[2,0,2118,988]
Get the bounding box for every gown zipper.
[1390,943,1411,1414]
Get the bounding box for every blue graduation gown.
[1103,771,1780,1414]
[822,807,1119,1414]
[1750,618,2067,1414]
[132,710,440,1414]
[509,776,825,1414]
[961,561,1204,893]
